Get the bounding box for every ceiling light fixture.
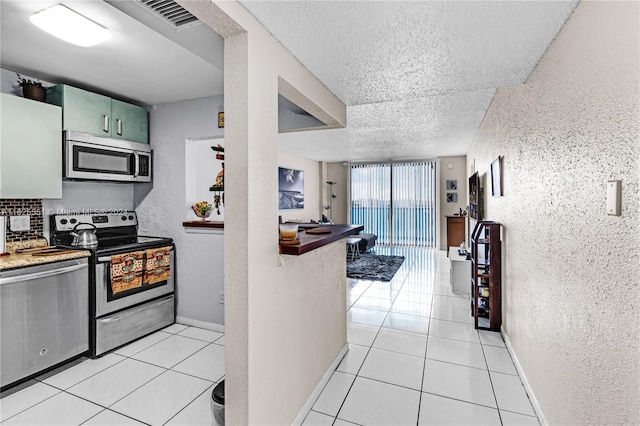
[30,4,111,47]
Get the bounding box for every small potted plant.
[17,73,46,102]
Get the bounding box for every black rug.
[347,253,405,282]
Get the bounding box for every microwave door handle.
[133,152,140,178]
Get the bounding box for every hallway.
[302,246,538,425]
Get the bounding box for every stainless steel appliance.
[50,211,174,357]
[0,258,89,389]
[64,131,152,183]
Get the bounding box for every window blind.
[350,161,436,246]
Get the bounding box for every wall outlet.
[219,291,224,305]
[9,215,30,232]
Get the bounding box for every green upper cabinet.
[1,94,62,199]
[111,99,148,144]
[47,84,148,144]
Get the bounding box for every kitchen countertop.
[279,224,365,255]
[0,240,91,271]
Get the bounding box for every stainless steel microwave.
[64,131,152,183]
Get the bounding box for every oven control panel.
[53,211,138,231]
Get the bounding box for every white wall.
[179,1,348,424]
[439,156,468,249]
[326,162,348,224]
[135,95,226,326]
[467,2,639,424]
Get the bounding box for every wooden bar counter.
[279,224,364,255]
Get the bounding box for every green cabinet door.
[48,85,112,136]
[111,99,148,144]
[47,84,148,143]
[0,94,62,199]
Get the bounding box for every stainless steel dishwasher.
[0,258,89,389]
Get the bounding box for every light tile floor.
[301,246,539,426]
[1,246,538,426]
[0,323,224,426]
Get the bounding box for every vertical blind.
[350,161,436,246]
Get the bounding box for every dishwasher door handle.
[0,263,88,285]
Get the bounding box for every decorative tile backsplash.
[0,199,45,242]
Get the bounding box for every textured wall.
[326,162,348,224]
[466,2,639,424]
[439,156,468,249]
[135,95,226,326]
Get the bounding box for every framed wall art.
[278,167,304,210]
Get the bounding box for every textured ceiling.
[242,0,578,162]
[0,0,578,161]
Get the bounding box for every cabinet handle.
[116,119,122,136]
[103,115,109,133]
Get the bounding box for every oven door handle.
[97,247,173,264]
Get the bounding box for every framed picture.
[446,192,458,203]
[469,172,481,220]
[278,167,304,210]
[490,156,503,197]
[446,180,457,190]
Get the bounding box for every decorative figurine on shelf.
[210,163,224,191]
[211,144,224,160]
[210,163,224,215]
[213,194,221,215]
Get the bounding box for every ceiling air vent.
[138,0,199,29]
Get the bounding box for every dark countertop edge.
[279,224,364,255]
[182,221,224,228]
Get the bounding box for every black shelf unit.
[470,221,501,331]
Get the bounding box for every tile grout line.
[333,247,418,425]
[416,247,438,425]
[479,337,505,425]
[161,380,218,426]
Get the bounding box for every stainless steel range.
[50,211,175,357]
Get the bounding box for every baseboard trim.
[501,326,547,426]
[176,316,225,333]
[291,343,350,426]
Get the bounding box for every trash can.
[210,380,225,426]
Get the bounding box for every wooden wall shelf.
[182,221,224,229]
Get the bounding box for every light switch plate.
[9,215,30,232]
[607,180,621,216]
